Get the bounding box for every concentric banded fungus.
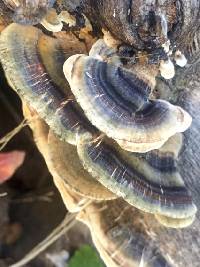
[64,54,192,152]
[0,23,97,145]
[47,130,115,200]
[141,133,196,227]
[77,133,196,220]
[79,199,172,267]
[23,101,114,201]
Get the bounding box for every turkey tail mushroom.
[64,54,192,153]
[47,130,116,200]
[76,132,196,224]
[78,199,173,267]
[0,23,96,145]
[24,102,115,202]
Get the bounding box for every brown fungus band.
[77,133,196,220]
[23,102,115,201]
[79,199,173,267]
[0,23,97,145]
[154,214,196,229]
[64,53,192,153]
[47,130,115,200]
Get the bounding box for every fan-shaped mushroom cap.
[0,23,96,145]
[23,102,114,201]
[159,59,175,79]
[40,8,63,32]
[57,11,76,27]
[40,8,78,33]
[174,50,187,67]
[76,132,196,221]
[89,38,157,88]
[47,130,116,200]
[78,199,173,267]
[64,54,192,152]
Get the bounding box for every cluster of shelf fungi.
[0,1,200,266]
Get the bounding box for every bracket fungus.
[0,23,97,145]
[0,1,200,266]
[174,50,188,67]
[78,199,174,267]
[23,103,115,202]
[64,53,192,153]
[47,130,115,200]
[159,59,175,79]
[40,8,77,32]
[40,7,63,32]
[77,132,196,221]
[0,17,196,227]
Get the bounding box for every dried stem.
[9,199,93,267]
[12,191,54,204]
[0,118,28,151]
[0,114,40,151]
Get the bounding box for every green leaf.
[68,245,104,267]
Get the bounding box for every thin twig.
[12,191,54,204]
[9,199,93,267]
[0,114,39,151]
[0,192,7,197]
[10,212,77,267]
[0,119,28,151]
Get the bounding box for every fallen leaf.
[68,245,104,267]
[0,151,25,183]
